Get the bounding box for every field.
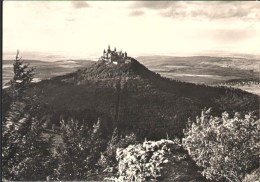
[2,59,94,88]
[137,56,260,95]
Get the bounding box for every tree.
[2,96,55,181]
[51,117,107,181]
[99,128,138,168]
[182,109,259,182]
[2,51,54,181]
[9,50,34,103]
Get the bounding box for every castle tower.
[103,49,106,57]
[114,47,116,52]
[125,52,127,58]
[108,45,111,53]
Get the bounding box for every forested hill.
[7,58,259,139]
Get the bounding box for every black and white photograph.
[2,1,260,181]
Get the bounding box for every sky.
[3,1,260,59]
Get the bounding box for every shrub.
[182,109,259,182]
[108,139,183,181]
[242,168,260,182]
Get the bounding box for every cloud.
[71,1,90,9]
[187,2,260,20]
[130,1,175,10]
[130,1,260,20]
[129,10,144,17]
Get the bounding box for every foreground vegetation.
[182,109,259,182]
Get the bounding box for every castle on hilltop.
[99,45,131,65]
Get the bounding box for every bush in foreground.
[182,109,259,182]
[242,168,260,182]
[106,139,195,181]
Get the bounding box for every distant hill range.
[137,55,260,84]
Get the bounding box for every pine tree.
[2,51,55,180]
[2,97,55,180]
[52,118,107,181]
[98,128,137,177]
[52,118,92,180]
[9,50,34,103]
